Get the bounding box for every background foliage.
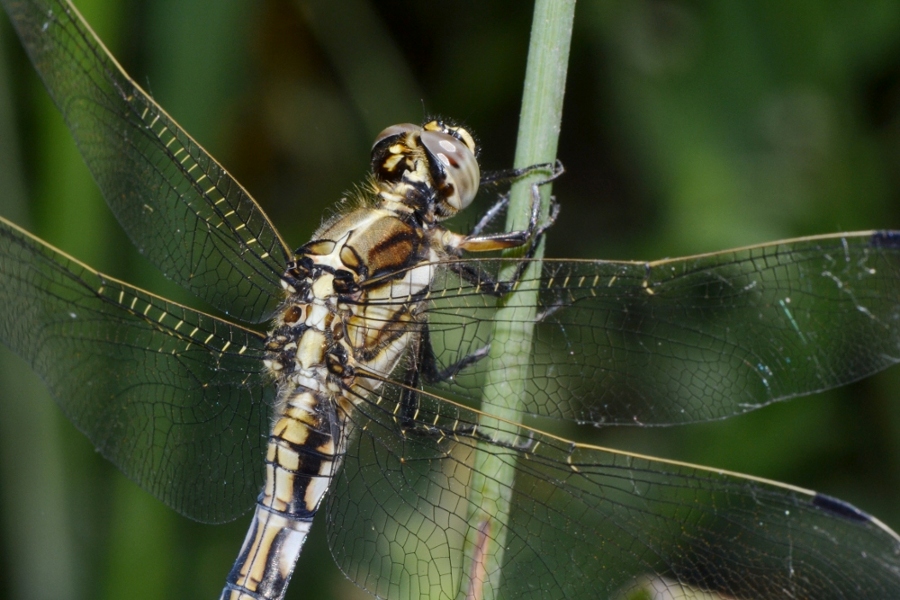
[1,0,899,598]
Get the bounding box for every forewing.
[2,0,290,323]
[421,232,900,425]
[0,216,272,523]
[326,383,900,599]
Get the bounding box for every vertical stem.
[461,1,575,598]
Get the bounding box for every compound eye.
[420,130,480,213]
[372,123,421,151]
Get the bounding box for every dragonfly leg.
[466,157,563,237]
[468,193,510,238]
[478,158,564,187]
[396,325,491,430]
[454,164,562,255]
[394,327,543,450]
[443,161,562,305]
[418,325,491,384]
[446,198,560,300]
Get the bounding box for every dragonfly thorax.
[268,214,437,388]
[265,121,479,393]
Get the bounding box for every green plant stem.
[461,0,575,598]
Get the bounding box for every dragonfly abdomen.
[221,388,343,600]
[220,507,310,600]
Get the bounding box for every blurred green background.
[1,0,900,598]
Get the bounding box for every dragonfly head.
[371,121,480,221]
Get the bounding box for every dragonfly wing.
[2,0,291,323]
[0,216,272,523]
[423,232,900,425]
[326,383,900,599]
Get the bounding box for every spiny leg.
[469,159,563,238]
[395,323,494,434]
[397,162,565,433]
[478,159,564,187]
[447,177,562,298]
[468,194,510,239]
[455,160,564,255]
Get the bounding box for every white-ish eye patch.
[438,139,457,153]
[413,126,481,214]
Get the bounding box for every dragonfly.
[3,0,900,598]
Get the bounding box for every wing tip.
[812,492,872,524]
[869,231,900,249]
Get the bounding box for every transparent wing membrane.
[0,216,271,522]
[328,381,900,599]
[418,233,900,425]
[3,0,290,323]
[3,202,899,592]
[3,0,900,597]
